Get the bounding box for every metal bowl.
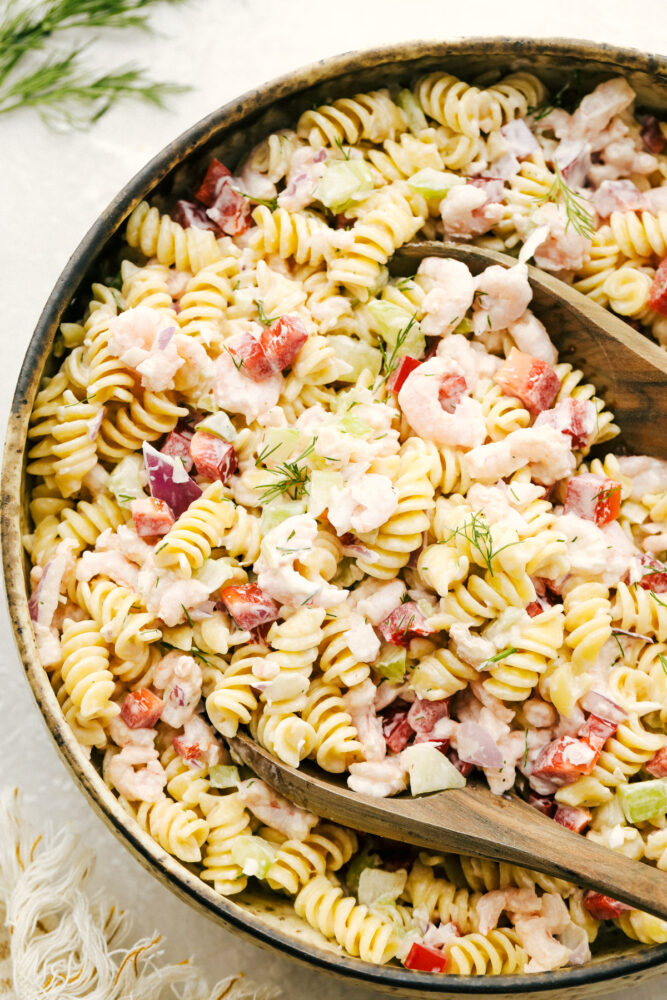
[4,37,667,998]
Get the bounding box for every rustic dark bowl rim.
[3,36,667,996]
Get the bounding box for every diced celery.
[259,428,310,468]
[345,843,381,894]
[326,336,382,382]
[60,321,85,349]
[107,454,146,506]
[366,299,425,359]
[618,779,667,824]
[402,744,466,796]
[195,411,237,441]
[358,867,407,907]
[230,835,277,878]
[374,643,407,683]
[407,168,466,200]
[209,764,240,789]
[307,470,344,518]
[314,160,374,213]
[339,414,372,437]
[396,89,428,134]
[260,501,307,535]
[193,556,244,592]
[453,317,474,335]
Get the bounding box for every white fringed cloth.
[0,790,280,1000]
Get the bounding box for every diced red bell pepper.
[646,746,667,778]
[207,178,251,236]
[173,733,205,766]
[525,601,544,618]
[382,709,414,754]
[228,333,275,381]
[161,429,194,472]
[189,431,238,484]
[404,941,449,973]
[195,158,231,207]
[583,891,634,920]
[528,793,556,816]
[438,374,467,414]
[261,314,308,372]
[563,473,622,527]
[120,688,164,729]
[377,602,435,648]
[448,748,473,777]
[131,497,175,537]
[648,258,667,316]
[387,356,421,394]
[531,736,598,785]
[553,804,592,833]
[578,714,617,752]
[173,199,219,232]
[534,397,597,450]
[636,554,667,593]
[493,347,561,414]
[220,583,280,630]
[407,698,450,741]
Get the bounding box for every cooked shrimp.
[152,650,202,727]
[472,264,533,334]
[107,743,166,802]
[398,357,486,449]
[418,258,475,336]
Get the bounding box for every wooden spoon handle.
[230,734,667,920]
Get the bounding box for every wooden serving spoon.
[389,241,667,459]
[230,244,667,919]
[230,731,667,921]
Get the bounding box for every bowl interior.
[4,37,667,997]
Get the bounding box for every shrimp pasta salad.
[24,68,667,977]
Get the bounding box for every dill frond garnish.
[257,439,315,503]
[377,313,418,385]
[535,163,595,239]
[440,510,520,576]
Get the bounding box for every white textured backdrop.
[1,1,666,996]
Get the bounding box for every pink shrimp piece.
[328,474,398,535]
[173,335,215,396]
[135,331,184,392]
[523,697,558,730]
[107,307,162,362]
[477,888,542,934]
[592,180,643,218]
[440,183,504,238]
[568,78,635,142]
[418,258,475,337]
[109,715,158,749]
[525,203,592,273]
[152,650,202,728]
[472,264,532,334]
[436,335,501,389]
[347,757,408,798]
[344,679,386,762]
[97,525,154,566]
[107,743,167,802]
[617,455,667,500]
[237,778,318,839]
[213,337,284,422]
[173,715,224,768]
[76,550,139,590]
[508,310,557,365]
[514,916,572,973]
[398,357,486,449]
[354,578,407,625]
[466,426,575,485]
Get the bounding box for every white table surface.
[2,1,667,995]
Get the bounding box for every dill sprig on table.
[0,0,188,127]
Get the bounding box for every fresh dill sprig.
[231,186,278,211]
[257,439,315,503]
[527,70,584,122]
[255,299,280,327]
[535,163,595,239]
[0,0,189,128]
[441,511,520,577]
[377,313,418,384]
[334,136,350,160]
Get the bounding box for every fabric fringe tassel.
[0,789,280,1000]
